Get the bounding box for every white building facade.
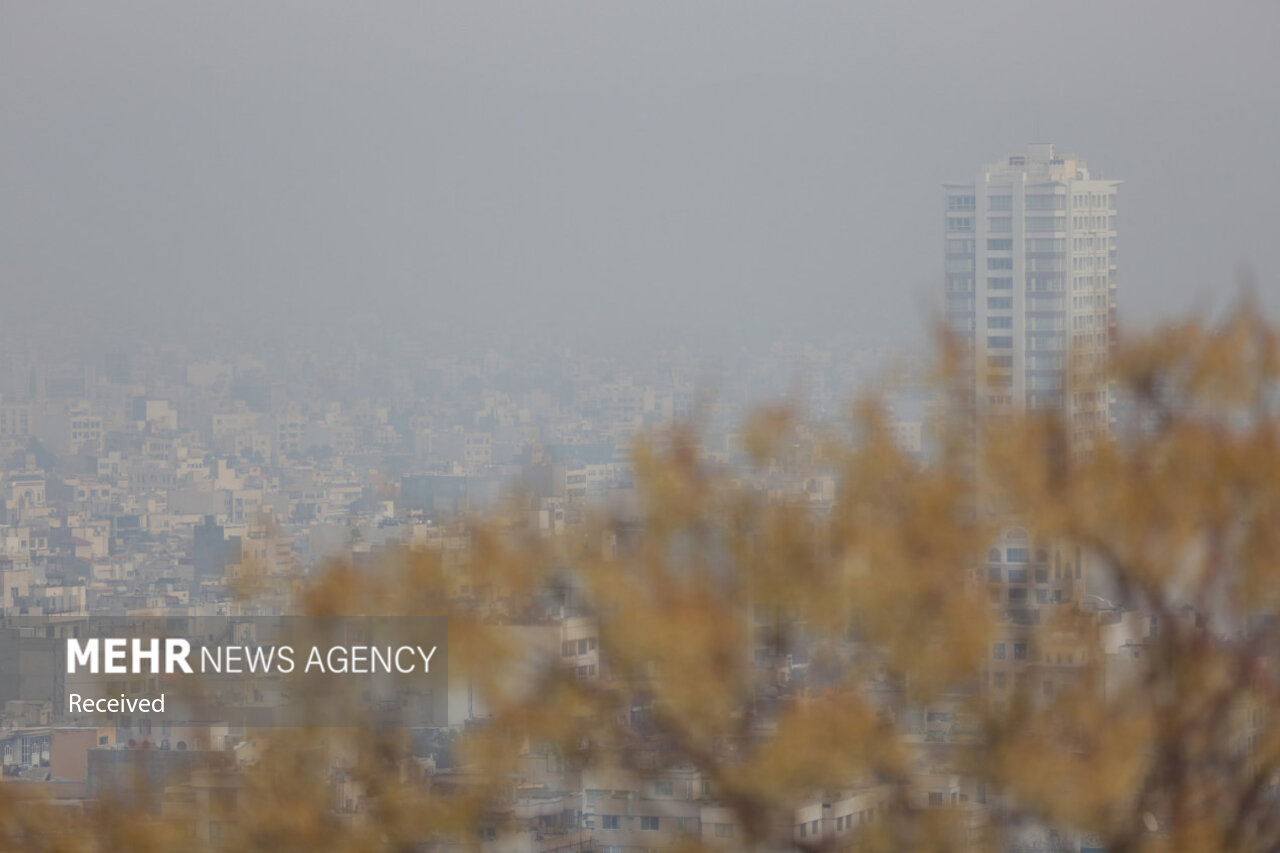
[945,143,1118,449]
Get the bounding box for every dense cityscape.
[3,3,1278,851]
[0,143,1238,853]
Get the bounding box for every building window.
[988,566,1002,582]
[993,643,1006,660]
[929,792,945,806]
[993,672,1007,688]
[1026,194,1065,210]
[715,823,734,837]
[1014,643,1028,660]
[987,297,1013,310]
[641,816,660,831]
[948,195,976,211]
[987,257,1014,270]
[1026,215,1064,232]
[1027,237,1065,251]
[654,780,674,796]
[1006,547,1029,562]
[602,815,620,830]
[987,238,1013,251]
[1027,295,1063,311]
[987,316,1013,329]
[947,216,974,232]
[989,195,1012,211]
[987,277,1013,290]
[987,336,1013,349]
[988,216,1012,232]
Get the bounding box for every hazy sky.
[3,1,1278,355]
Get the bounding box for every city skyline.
[1,5,1278,851]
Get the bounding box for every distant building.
[944,142,1118,450]
[0,403,31,438]
[400,473,469,518]
[131,398,177,431]
[192,516,238,580]
[39,403,103,458]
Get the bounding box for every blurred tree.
[2,303,1278,853]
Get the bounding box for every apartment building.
[945,142,1118,451]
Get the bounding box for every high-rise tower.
[944,143,1118,450]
